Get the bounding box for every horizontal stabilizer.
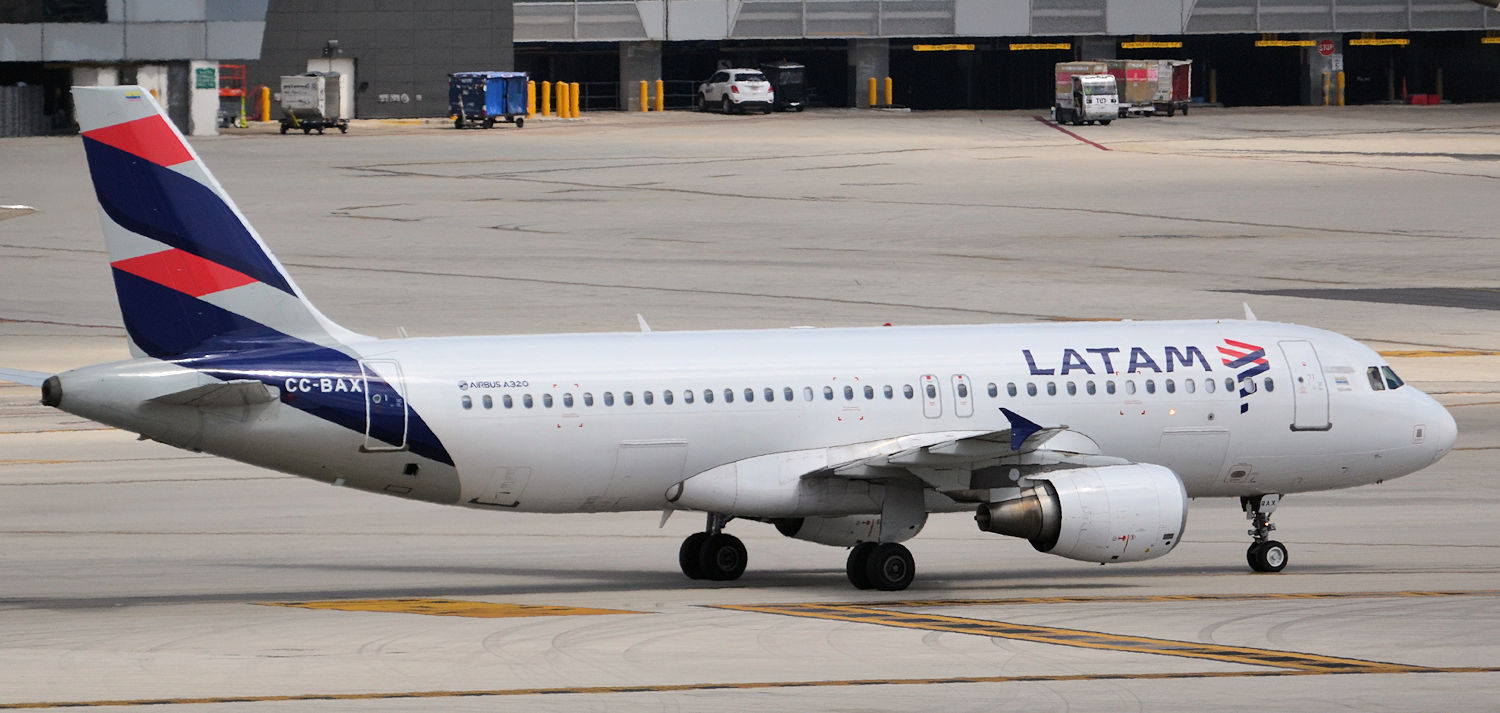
[149,379,279,408]
[0,367,50,386]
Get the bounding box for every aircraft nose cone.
[1428,401,1458,462]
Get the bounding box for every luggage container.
[759,62,806,112]
[278,72,348,135]
[1052,62,1107,123]
[1104,60,1156,117]
[1151,60,1192,116]
[449,71,529,129]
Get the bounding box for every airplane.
[1,86,1457,591]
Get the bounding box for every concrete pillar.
[848,38,889,107]
[620,41,662,111]
[71,66,119,87]
[1304,37,1341,106]
[188,60,219,136]
[1076,36,1115,61]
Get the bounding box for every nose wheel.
[678,514,747,582]
[1243,494,1288,573]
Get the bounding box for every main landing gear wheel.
[846,542,877,590]
[846,542,916,591]
[679,532,708,580]
[1248,540,1288,573]
[1242,494,1288,573]
[698,533,747,581]
[678,514,745,582]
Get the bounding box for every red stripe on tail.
[81,115,192,167]
[112,248,258,297]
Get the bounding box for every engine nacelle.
[772,514,922,547]
[976,463,1187,564]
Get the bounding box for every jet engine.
[772,514,922,547]
[975,463,1187,564]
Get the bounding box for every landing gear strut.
[1242,494,1288,573]
[678,513,747,582]
[845,541,915,591]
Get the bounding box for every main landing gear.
[1243,494,1288,573]
[679,513,747,582]
[846,541,915,591]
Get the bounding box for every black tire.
[864,542,915,591]
[1248,541,1288,573]
[721,96,732,115]
[514,116,524,129]
[1166,105,1176,117]
[279,124,288,135]
[454,118,464,130]
[1100,119,1112,126]
[695,93,707,112]
[679,532,708,580]
[795,105,804,112]
[698,533,747,581]
[483,117,495,129]
[1182,105,1189,116]
[846,542,876,590]
[763,105,772,115]
[302,126,311,135]
[316,128,324,135]
[338,124,347,134]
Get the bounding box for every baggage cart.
[1151,60,1192,116]
[278,72,348,135]
[449,71,529,129]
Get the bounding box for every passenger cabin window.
[1026,383,1037,396]
[1184,379,1195,394]
[723,388,734,403]
[583,392,594,406]
[1204,379,1214,394]
[783,387,793,401]
[1145,380,1156,394]
[802,386,813,401]
[703,389,714,403]
[844,385,854,400]
[1066,382,1077,396]
[824,386,834,401]
[1262,378,1273,393]
[903,385,915,399]
[1106,381,1117,395]
[1165,379,1175,394]
[504,394,514,408]
[523,394,534,408]
[987,383,998,398]
[482,395,493,409]
[623,392,634,406]
[1225,377,1235,392]
[1241,378,1257,395]
[663,390,673,405]
[644,391,654,405]
[461,395,472,409]
[563,393,574,408]
[884,385,894,399]
[684,390,694,404]
[744,388,754,403]
[1125,381,1136,395]
[1086,381,1096,395]
[1046,382,1057,396]
[763,387,774,402]
[864,385,875,399]
[957,383,969,398]
[603,392,614,406]
[1007,383,1018,397]
[542,394,553,408]
[925,384,937,399]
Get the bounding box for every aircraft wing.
[0,205,37,222]
[0,367,50,386]
[668,408,1120,515]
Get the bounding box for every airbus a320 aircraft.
[3,87,1457,591]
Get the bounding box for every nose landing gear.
[1243,494,1288,573]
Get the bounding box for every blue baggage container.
[449,71,529,129]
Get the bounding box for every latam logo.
[1219,339,1269,413]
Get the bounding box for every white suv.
[697,69,774,115]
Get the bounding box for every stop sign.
[1318,38,1335,56]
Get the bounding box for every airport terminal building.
[1,0,1498,134]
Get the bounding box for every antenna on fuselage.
[1243,303,1258,321]
[637,314,652,333]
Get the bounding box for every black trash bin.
[760,62,806,112]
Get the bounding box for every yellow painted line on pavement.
[848,589,1500,609]
[260,598,644,619]
[1378,349,1499,358]
[4,668,1499,709]
[719,603,1424,673]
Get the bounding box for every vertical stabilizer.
[72,86,360,359]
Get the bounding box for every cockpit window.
[1381,366,1404,390]
[1367,366,1386,391]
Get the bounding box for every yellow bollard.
[1322,71,1330,106]
[527,81,536,118]
[1337,71,1346,107]
[654,79,664,112]
[556,81,568,118]
[867,77,877,107]
[639,80,649,111]
[541,80,552,116]
[257,86,270,122]
[884,76,893,106]
[570,81,581,117]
